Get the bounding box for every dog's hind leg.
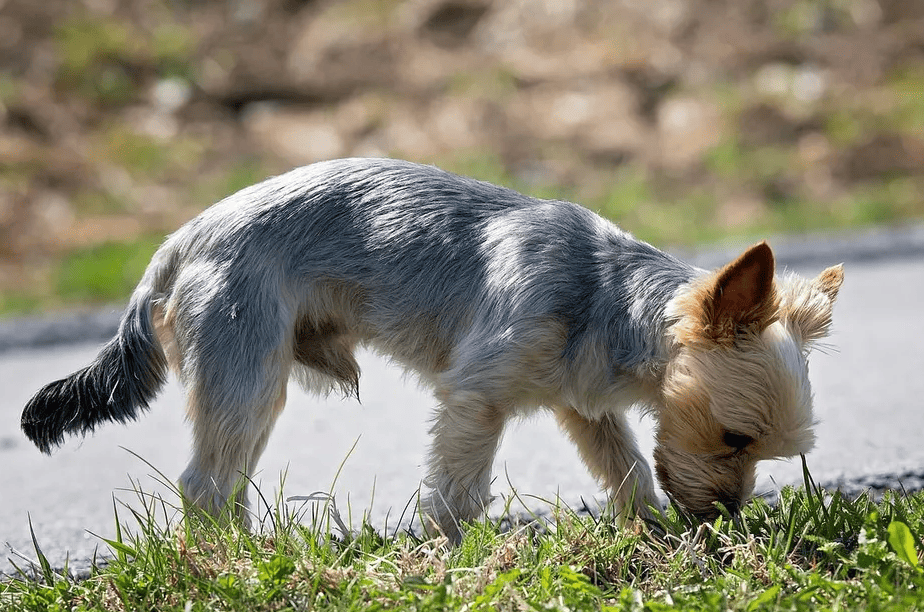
[179,371,289,527]
[229,383,289,523]
[421,389,506,544]
[555,408,659,521]
[174,288,293,527]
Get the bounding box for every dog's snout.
[720,497,741,516]
[691,492,742,520]
[710,488,745,516]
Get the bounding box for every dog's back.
[22,158,716,538]
[160,158,693,382]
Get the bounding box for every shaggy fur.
[21,158,843,542]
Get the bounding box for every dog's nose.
[719,497,741,516]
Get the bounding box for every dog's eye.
[722,431,754,451]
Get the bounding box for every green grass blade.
[26,514,56,585]
[888,520,920,568]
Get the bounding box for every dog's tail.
[21,284,170,454]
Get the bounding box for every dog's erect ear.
[814,264,844,303]
[668,242,779,346]
[703,242,778,341]
[783,263,844,343]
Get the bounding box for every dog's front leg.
[555,408,659,522]
[421,392,506,544]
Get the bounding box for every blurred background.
[0,0,922,314]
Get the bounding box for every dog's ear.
[783,263,844,343]
[701,242,778,342]
[814,264,844,303]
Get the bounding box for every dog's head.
[655,242,843,518]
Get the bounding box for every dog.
[21,158,843,542]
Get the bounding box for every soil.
[1,0,923,303]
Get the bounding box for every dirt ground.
[1,0,923,309]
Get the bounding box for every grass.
[5,460,924,610]
[93,124,206,182]
[0,236,165,315]
[54,13,194,106]
[54,236,165,304]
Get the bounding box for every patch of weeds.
[824,108,867,147]
[0,163,38,191]
[887,64,924,136]
[772,0,855,39]
[447,66,518,100]
[822,65,924,146]
[759,175,923,237]
[841,178,924,225]
[705,138,794,186]
[599,166,656,222]
[0,74,22,105]
[435,150,573,203]
[96,124,206,181]
[71,188,133,217]
[8,458,924,610]
[327,0,407,26]
[438,150,515,189]
[839,191,905,227]
[150,23,196,80]
[54,14,195,106]
[54,235,164,305]
[704,139,746,179]
[192,159,275,205]
[99,127,170,178]
[0,292,44,317]
[711,80,747,116]
[599,170,724,246]
[764,177,924,234]
[54,16,144,106]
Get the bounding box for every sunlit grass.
[54,236,164,305]
[5,458,924,611]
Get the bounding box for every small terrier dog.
[22,158,843,542]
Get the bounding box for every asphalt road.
[2,228,924,578]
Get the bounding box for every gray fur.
[159,158,695,383]
[24,158,714,539]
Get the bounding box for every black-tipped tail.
[21,297,168,453]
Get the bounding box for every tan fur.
[556,408,658,519]
[779,264,845,343]
[668,242,780,347]
[656,244,844,517]
[152,303,181,374]
[293,318,361,398]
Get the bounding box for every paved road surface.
[2,235,923,578]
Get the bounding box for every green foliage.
[448,66,519,99]
[55,17,141,105]
[150,23,196,78]
[824,109,865,146]
[887,65,924,136]
[888,520,920,569]
[53,13,193,106]
[0,292,43,316]
[94,124,206,181]
[772,0,857,38]
[54,236,164,304]
[0,74,21,105]
[192,159,275,206]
